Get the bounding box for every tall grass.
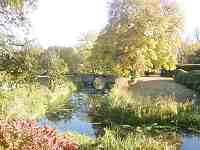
[0,80,76,120]
[73,129,178,150]
[89,83,200,132]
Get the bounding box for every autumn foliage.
[0,120,77,150]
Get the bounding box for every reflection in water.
[37,89,103,138]
[37,88,200,148]
[181,135,200,150]
[46,103,73,122]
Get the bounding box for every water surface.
[37,87,200,149]
[37,89,103,138]
[181,135,200,150]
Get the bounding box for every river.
[37,88,200,149]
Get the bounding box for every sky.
[30,0,200,48]
[178,0,200,40]
[30,0,108,48]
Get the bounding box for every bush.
[0,120,77,150]
[160,69,175,77]
[175,69,188,84]
[175,69,200,92]
[176,64,200,71]
[185,71,200,89]
[93,77,105,90]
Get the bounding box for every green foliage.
[175,69,200,92]
[93,77,105,90]
[161,69,176,77]
[0,43,69,91]
[1,0,24,10]
[0,80,76,120]
[47,51,68,91]
[89,82,200,132]
[78,129,177,150]
[90,0,183,77]
[48,47,81,73]
[176,64,200,71]
[0,46,45,88]
[175,69,188,84]
[179,41,200,64]
[76,31,99,73]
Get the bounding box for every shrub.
[185,70,200,89]
[93,77,105,90]
[0,120,77,150]
[175,69,188,84]
[197,85,200,93]
[175,69,200,92]
[161,69,176,77]
[176,64,200,71]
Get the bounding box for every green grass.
[89,80,200,132]
[0,80,76,120]
[1,77,199,149]
[68,129,179,150]
[84,78,200,149]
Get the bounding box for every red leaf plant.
[0,119,78,150]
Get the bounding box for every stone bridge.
[65,73,116,89]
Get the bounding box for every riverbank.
[0,77,200,149]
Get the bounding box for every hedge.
[175,69,200,93]
[175,69,188,84]
[176,64,200,72]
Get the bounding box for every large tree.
[91,0,183,77]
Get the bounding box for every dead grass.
[129,77,198,101]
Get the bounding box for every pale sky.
[30,0,200,48]
[31,0,108,48]
[178,0,200,40]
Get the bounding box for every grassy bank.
[89,88,200,132]
[0,80,76,120]
[1,77,199,149]
[66,128,178,150]
[81,78,200,149]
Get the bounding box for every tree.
[180,41,200,64]
[91,0,183,77]
[76,31,99,73]
[46,48,68,91]
[194,27,200,42]
[48,46,80,73]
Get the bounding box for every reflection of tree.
[87,95,107,137]
[45,102,74,122]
